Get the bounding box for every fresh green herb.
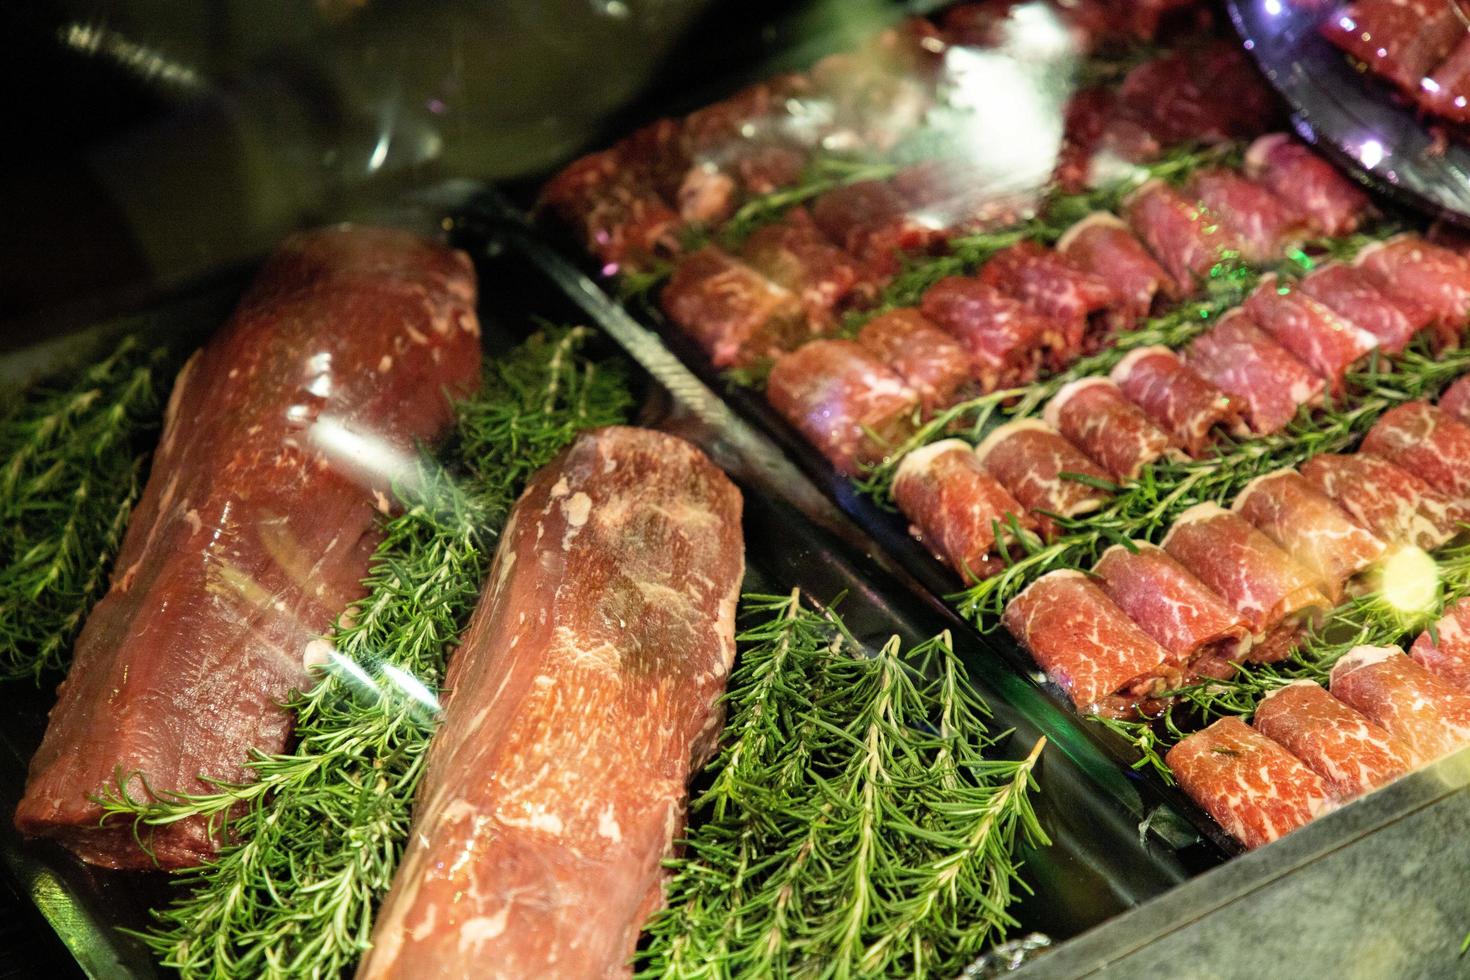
[96,327,633,980]
[638,589,1048,979]
[0,337,172,682]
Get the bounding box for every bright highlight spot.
[1377,546,1440,620]
[1359,139,1385,169]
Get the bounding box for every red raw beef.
[1253,681,1412,801]
[660,246,807,369]
[1300,452,1467,551]
[1320,0,1464,95]
[1231,469,1386,603]
[975,419,1113,539]
[1185,309,1324,436]
[766,340,918,476]
[1057,212,1181,326]
[920,276,1060,388]
[856,309,974,415]
[1243,274,1379,390]
[810,180,943,278]
[1162,503,1328,663]
[1330,645,1470,765]
[978,241,1122,356]
[1002,570,1171,715]
[1298,262,1435,354]
[1110,345,1248,456]
[1119,43,1277,145]
[1167,716,1333,849]
[1043,377,1173,481]
[541,148,683,274]
[1244,135,1370,237]
[1355,235,1470,346]
[358,427,743,978]
[1439,372,1470,424]
[741,207,874,330]
[1124,180,1245,290]
[1361,401,1470,502]
[1411,596,1470,691]
[893,439,1034,582]
[14,226,482,868]
[1188,168,1310,264]
[1420,32,1470,122]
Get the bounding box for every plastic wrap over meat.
[359,427,743,979]
[1243,134,1370,238]
[1043,377,1172,481]
[1330,645,1470,766]
[1252,681,1412,802]
[1410,596,1470,692]
[1167,717,1333,849]
[15,226,482,868]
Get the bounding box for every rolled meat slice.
[1300,452,1466,551]
[1253,681,1412,801]
[1162,503,1329,664]
[358,427,743,978]
[1231,468,1387,603]
[1243,274,1379,390]
[919,277,1059,388]
[809,179,942,278]
[1002,570,1171,716]
[1330,645,1470,765]
[1123,179,1244,290]
[1166,717,1333,850]
[740,207,874,329]
[540,148,682,273]
[15,226,482,868]
[1185,309,1324,436]
[1319,0,1464,95]
[1410,596,1470,691]
[1043,377,1173,481]
[975,419,1113,539]
[892,159,1038,237]
[1056,211,1180,326]
[1298,262,1435,355]
[1355,235,1470,346]
[1187,168,1309,264]
[977,240,1120,356]
[893,439,1035,582]
[660,246,807,368]
[1360,401,1470,502]
[1420,32,1470,122]
[1093,541,1251,675]
[766,340,918,476]
[1243,134,1371,237]
[1439,372,1470,425]
[1110,345,1248,456]
[1118,43,1278,145]
[856,309,974,415]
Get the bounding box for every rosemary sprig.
[638,590,1048,979]
[0,337,171,682]
[95,327,633,979]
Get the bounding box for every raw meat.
[1056,212,1180,326]
[1167,716,1333,849]
[856,309,974,415]
[1361,401,1470,502]
[1124,180,1244,290]
[978,241,1120,356]
[1320,0,1464,95]
[1253,681,1411,801]
[1355,235,1470,346]
[1110,345,1248,456]
[766,340,918,476]
[15,226,482,869]
[740,208,873,329]
[1002,570,1170,715]
[540,148,683,274]
[661,246,808,369]
[1330,645,1470,764]
[1420,32,1470,122]
[809,180,942,278]
[1162,503,1329,663]
[1300,452,1465,551]
[1439,372,1470,425]
[1243,134,1370,237]
[358,427,743,978]
[1187,168,1309,264]
[1243,274,1379,390]
[1118,43,1277,145]
[1410,596,1470,691]
[1184,309,1324,436]
[893,439,1034,582]
[1043,377,1173,481]
[974,419,1113,539]
[1298,262,1434,355]
[919,276,1059,388]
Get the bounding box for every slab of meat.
[919,277,1058,388]
[1298,261,1435,355]
[1185,310,1324,436]
[1411,596,1470,691]
[1093,541,1251,674]
[1320,0,1464,95]
[1243,274,1379,390]
[1254,680,1412,801]
[1243,135,1370,238]
[1360,401,1470,502]
[766,340,918,476]
[1118,43,1277,146]
[1330,645,1470,765]
[1355,235,1470,346]
[1110,345,1248,456]
[1057,212,1180,326]
[1420,32,1470,122]
[977,241,1120,356]
[975,419,1113,539]
[1043,377,1173,481]
[1162,503,1329,664]
[740,208,874,330]
[540,148,682,274]
[15,226,482,869]
[358,427,742,979]
[1168,717,1333,849]
[1002,570,1170,716]
[856,309,974,416]
[893,439,1034,582]
[809,180,942,278]
[1187,168,1309,264]
[1124,180,1244,290]
[1439,372,1470,425]
[1232,469,1386,603]
[1300,452,1465,552]
[660,246,807,369]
